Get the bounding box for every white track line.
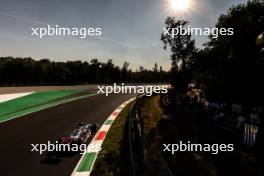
[0,92,34,103]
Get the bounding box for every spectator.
[232,102,243,114]
[249,109,260,125]
[237,115,246,129]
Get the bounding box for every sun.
[169,0,190,11]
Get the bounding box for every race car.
[59,123,98,145]
[42,123,98,161]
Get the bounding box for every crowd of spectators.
[205,101,262,129]
[174,89,263,131]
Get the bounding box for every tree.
[161,17,196,90]
[0,57,169,85]
[121,61,130,82]
[153,63,158,72]
[193,0,264,103]
[159,66,163,73]
[90,59,101,82]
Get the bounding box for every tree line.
[161,0,264,104]
[0,57,168,86]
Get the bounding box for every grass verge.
[140,96,163,135]
[91,102,133,176]
[0,89,82,122]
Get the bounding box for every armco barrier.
[127,95,145,176]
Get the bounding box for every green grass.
[0,89,80,122]
[77,152,97,172]
[100,102,132,154]
[92,102,133,176]
[140,96,163,135]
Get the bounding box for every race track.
[0,93,135,176]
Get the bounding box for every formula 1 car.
[42,123,98,161]
[59,123,98,145]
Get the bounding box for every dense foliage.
[162,0,264,104]
[0,57,168,86]
[193,0,264,104]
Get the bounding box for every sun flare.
[169,0,190,11]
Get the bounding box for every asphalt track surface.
[0,93,135,176]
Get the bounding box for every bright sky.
[0,0,247,70]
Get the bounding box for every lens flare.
[170,0,190,11]
[169,0,190,11]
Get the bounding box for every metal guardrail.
[128,94,175,176]
[128,94,145,176]
[128,102,136,176]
